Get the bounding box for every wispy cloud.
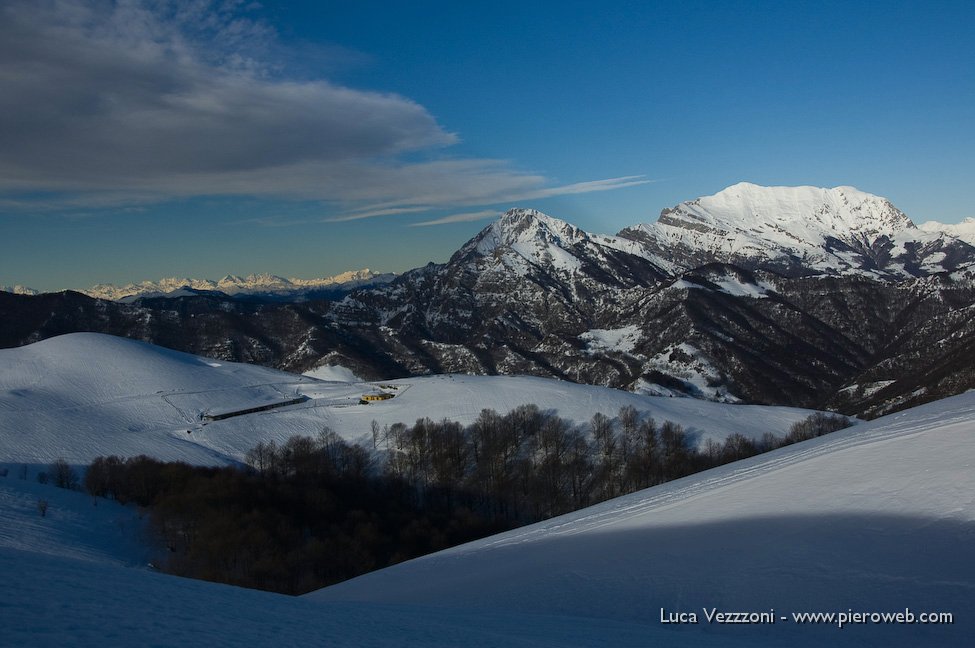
[0,1,451,200]
[325,206,430,223]
[0,1,652,217]
[409,210,501,227]
[518,176,654,199]
[233,215,318,228]
[335,175,655,224]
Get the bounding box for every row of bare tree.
[370,405,851,522]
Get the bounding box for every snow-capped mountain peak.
[452,208,666,283]
[0,284,38,296]
[451,208,592,275]
[919,217,975,246]
[78,268,396,301]
[620,183,973,278]
[674,182,915,240]
[471,208,587,255]
[215,273,288,290]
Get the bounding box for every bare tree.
[50,458,79,489]
[618,405,638,462]
[702,438,722,464]
[722,433,756,462]
[371,419,381,449]
[591,412,621,499]
[244,440,279,477]
[659,420,691,479]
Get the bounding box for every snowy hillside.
[0,544,663,647]
[0,333,317,465]
[0,333,821,465]
[311,390,975,646]
[620,183,975,277]
[0,459,660,647]
[2,382,970,646]
[0,467,150,568]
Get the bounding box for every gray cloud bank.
[0,1,645,215]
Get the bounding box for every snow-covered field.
[0,469,660,647]
[0,333,822,466]
[0,333,316,465]
[0,466,149,568]
[0,546,664,647]
[1,380,972,645]
[3,332,971,646]
[311,390,975,646]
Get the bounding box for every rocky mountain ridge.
[3,184,975,419]
[619,183,975,277]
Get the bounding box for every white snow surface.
[626,183,972,277]
[302,363,362,382]
[0,545,663,647]
[0,468,660,647]
[642,342,741,402]
[920,217,975,245]
[670,182,912,240]
[0,467,150,568]
[323,374,815,448]
[671,275,773,299]
[0,341,972,645]
[579,325,642,353]
[711,276,772,297]
[0,334,824,465]
[311,391,975,646]
[0,333,317,465]
[647,182,913,248]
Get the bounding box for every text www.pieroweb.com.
[791,609,954,628]
[660,607,954,628]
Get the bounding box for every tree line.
[367,406,850,521]
[80,407,850,595]
[83,445,508,594]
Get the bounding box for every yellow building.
[361,392,394,403]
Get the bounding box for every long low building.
[202,396,309,421]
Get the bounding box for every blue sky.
[1,0,973,291]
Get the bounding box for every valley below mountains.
[4,183,975,419]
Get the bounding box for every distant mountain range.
[3,183,975,418]
[0,284,38,296]
[918,216,975,245]
[2,268,396,302]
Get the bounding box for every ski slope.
[0,466,662,648]
[310,391,975,646]
[0,466,149,568]
[0,546,670,648]
[0,382,971,645]
[0,333,822,465]
[0,333,317,465]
